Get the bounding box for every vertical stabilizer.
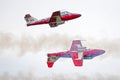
[47,54,59,68]
[24,14,38,24]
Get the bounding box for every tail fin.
[47,54,59,68]
[24,14,38,25]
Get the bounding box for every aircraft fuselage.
[26,11,81,26]
[48,49,105,59]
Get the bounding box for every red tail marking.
[47,62,54,68]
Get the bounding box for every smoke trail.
[86,39,120,58]
[0,32,15,49]
[0,32,74,56]
[0,32,120,58]
[0,72,120,80]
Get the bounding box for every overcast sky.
[0,0,120,80]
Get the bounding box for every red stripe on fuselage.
[61,14,81,21]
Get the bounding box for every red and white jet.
[47,40,105,68]
[24,11,81,27]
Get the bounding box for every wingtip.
[47,62,54,68]
[74,59,83,66]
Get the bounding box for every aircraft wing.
[70,52,83,66]
[70,40,82,51]
[49,11,64,27]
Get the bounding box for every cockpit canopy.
[60,11,72,16]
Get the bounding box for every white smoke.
[0,32,120,58]
[0,72,120,80]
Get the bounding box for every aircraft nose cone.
[98,50,105,55]
[93,49,105,57]
[74,14,81,18]
[79,14,82,17]
[77,14,81,17]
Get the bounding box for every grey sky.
[0,0,120,79]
